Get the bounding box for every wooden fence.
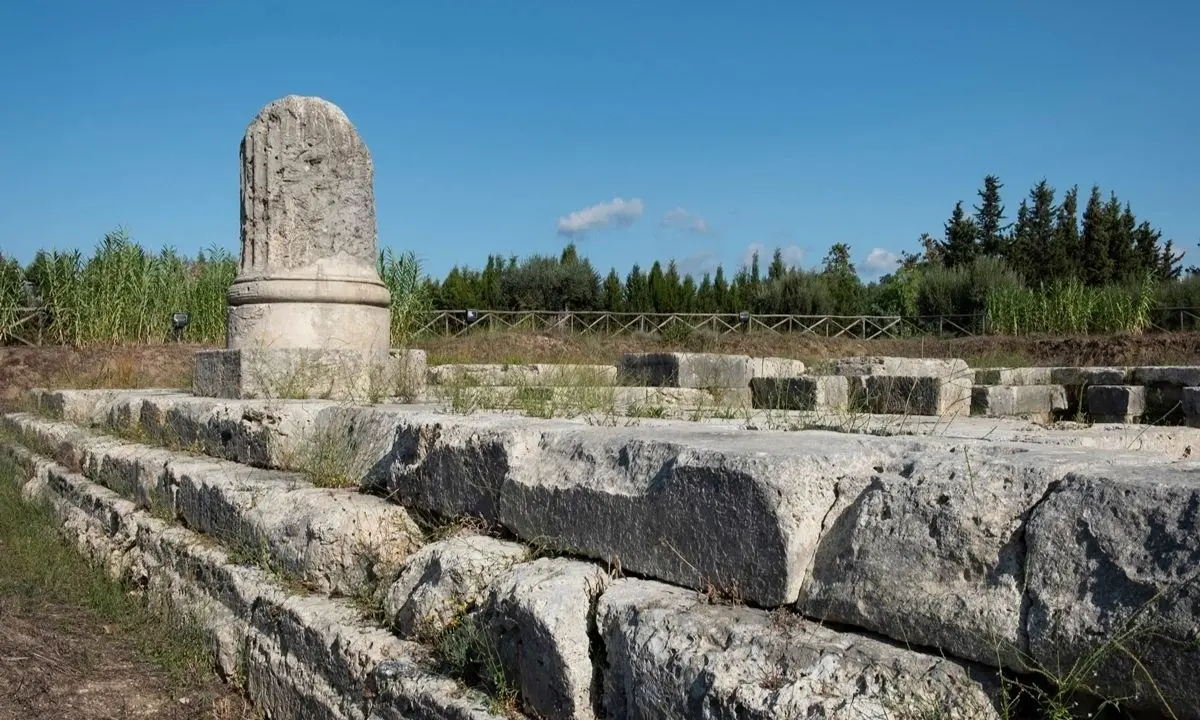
[6,306,1200,344]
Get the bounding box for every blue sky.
[1,1,1196,282]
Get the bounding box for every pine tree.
[663,260,682,312]
[647,261,668,312]
[973,175,1008,257]
[768,248,786,281]
[1054,186,1081,279]
[696,274,714,312]
[625,264,650,311]
[679,275,697,311]
[1007,199,1031,279]
[1133,221,1162,276]
[942,201,978,268]
[1080,186,1112,285]
[1160,240,1184,281]
[1105,200,1136,281]
[1024,180,1058,284]
[713,266,730,312]
[602,269,624,311]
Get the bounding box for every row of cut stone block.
[22,388,1200,719]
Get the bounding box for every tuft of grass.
[430,606,521,717]
[280,421,375,489]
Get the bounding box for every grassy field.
[0,454,256,719]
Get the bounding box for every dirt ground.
[0,598,254,720]
[1,329,1199,719]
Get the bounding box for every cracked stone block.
[618,352,753,389]
[482,558,609,720]
[383,533,528,639]
[750,376,849,410]
[1085,385,1146,423]
[971,385,1068,419]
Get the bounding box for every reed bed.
[0,229,431,347]
[985,275,1157,335]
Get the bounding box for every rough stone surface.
[437,385,751,415]
[831,356,971,380]
[1085,385,1146,423]
[1131,367,1200,422]
[971,384,1068,419]
[750,357,806,378]
[749,376,849,410]
[427,363,617,387]
[482,558,610,720]
[599,578,1002,720]
[6,412,423,596]
[194,348,414,402]
[619,352,753,389]
[796,445,1100,668]
[1185,387,1200,428]
[5,445,506,720]
[973,367,1054,386]
[1048,367,1130,386]
[1025,465,1200,720]
[384,533,529,639]
[858,375,973,416]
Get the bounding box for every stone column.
[193,96,426,401]
[226,95,391,352]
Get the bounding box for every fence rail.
[5,306,1200,345]
[413,308,1200,339]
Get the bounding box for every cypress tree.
[768,248,787,281]
[1054,186,1082,279]
[973,175,1008,257]
[1133,221,1162,276]
[943,201,978,268]
[713,266,730,312]
[602,269,624,311]
[1007,199,1032,279]
[625,264,650,312]
[1080,186,1112,285]
[1107,201,1136,280]
[1025,180,1058,284]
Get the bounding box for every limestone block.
[193,348,413,402]
[973,367,1054,386]
[1184,387,1200,428]
[795,446,1101,669]
[750,376,849,410]
[750,356,806,378]
[1085,385,1145,423]
[970,384,1068,419]
[482,558,609,720]
[1025,466,1200,720]
[427,363,617,387]
[832,356,971,380]
[383,533,528,639]
[599,578,1002,720]
[1132,367,1200,422]
[858,375,973,416]
[619,352,752,389]
[1048,366,1130,386]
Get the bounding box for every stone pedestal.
[195,95,413,402]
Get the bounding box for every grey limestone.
[750,356,806,378]
[1086,385,1146,423]
[618,352,753,389]
[971,384,1068,419]
[750,375,849,411]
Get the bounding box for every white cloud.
[556,197,644,237]
[742,243,805,271]
[678,251,720,278]
[863,248,901,276]
[779,245,805,269]
[741,242,766,269]
[660,207,713,235]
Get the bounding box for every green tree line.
[423,175,1196,333]
[2,175,1198,345]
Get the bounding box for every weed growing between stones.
[279,420,375,489]
[430,606,521,717]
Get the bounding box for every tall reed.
[986,274,1156,335]
[3,229,430,347]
